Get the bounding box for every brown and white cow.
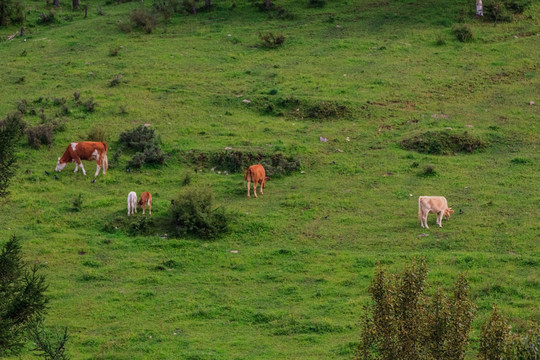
[418,196,454,229]
[55,142,108,177]
[138,192,152,215]
[244,164,269,198]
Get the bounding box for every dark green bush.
[452,23,474,42]
[187,150,300,177]
[307,0,325,8]
[117,126,167,169]
[81,98,97,113]
[26,124,55,149]
[130,8,158,33]
[249,95,350,120]
[0,112,25,197]
[37,11,55,25]
[356,260,475,360]
[259,32,285,48]
[87,127,107,142]
[0,0,24,26]
[169,187,230,239]
[400,131,487,155]
[118,125,158,152]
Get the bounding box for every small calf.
[138,192,152,215]
[127,191,137,216]
[418,196,454,229]
[244,164,269,198]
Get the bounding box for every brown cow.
[138,192,152,215]
[244,164,269,198]
[418,196,454,229]
[55,141,108,177]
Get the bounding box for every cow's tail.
[243,168,252,182]
[102,142,109,174]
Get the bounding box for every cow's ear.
[265,177,269,180]
[58,157,61,161]
[448,208,455,214]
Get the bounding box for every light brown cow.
[244,164,269,198]
[418,196,454,229]
[55,141,108,177]
[138,192,152,215]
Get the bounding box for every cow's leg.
[74,162,79,173]
[128,204,131,216]
[247,180,251,198]
[423,212,429,229]
[420,210,425,228]
[148,201,151,215]
[73,156,86,175]
[142,203,146,215]
[259,180,264,195]
[253,182,258,198]
[437,212,443,227]
[94,163,101,177]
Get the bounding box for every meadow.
[0,0,539,358]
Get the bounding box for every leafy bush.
[0,235,48,355]
[108,74,124,87]
[484,1,512,22]
[419,165,437,177]
[118,125,158,151]
[259,32,285,48]
[117,125,167,168]
[0,0,24,26]
[0,112,25,197]
[400,131,487,155]
[26,123,54,149]
[478,307,512,359]
[128,216,154,236]
[249,95,350,120]
[452,23,474,42]
[307,0,325,8]
[169,187,230,239]
[81,98,97,113]
[38,11,56,25]
[356,260,475,360]
[130,8,158,33]
[187,150,300,176]
[87,127,107,142]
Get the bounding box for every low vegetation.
[0,0,538,358]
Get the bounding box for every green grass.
[1,0,539,358]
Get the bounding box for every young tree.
[0,235,48,355]
[0,111,25,197]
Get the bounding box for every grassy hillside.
[1,0,539,358]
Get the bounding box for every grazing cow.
[127,191,137,216]
[55,141,108,177]
[244,164,269,198]
[418,196,454,229]
[138,192,152,215]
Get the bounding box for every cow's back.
[245,164,265,182]
[419,196,448,211]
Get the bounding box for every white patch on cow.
[92,149,99,160]
[71,142,78,151]
[55,158,67,172]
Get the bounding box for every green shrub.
[400,131,487,155]
[0,235,48,355]
[169,187,230,239]
[478,307,512,359]
[484,1,512,22]
[0,0,24,26]
[81,98,97,113]
[26,124,55,149]
[130,8,158,33]
[307,0,325,8]
[0,112,25,197]
[37,11,56,25]
[118,125,158,152]
[259,32,285,48]
[452,23,474,42]
[87,127,107,142]
[356,260,475,360]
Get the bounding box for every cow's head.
[262,176,269,188]
[444,208,454,220]
[55,157,67,172]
